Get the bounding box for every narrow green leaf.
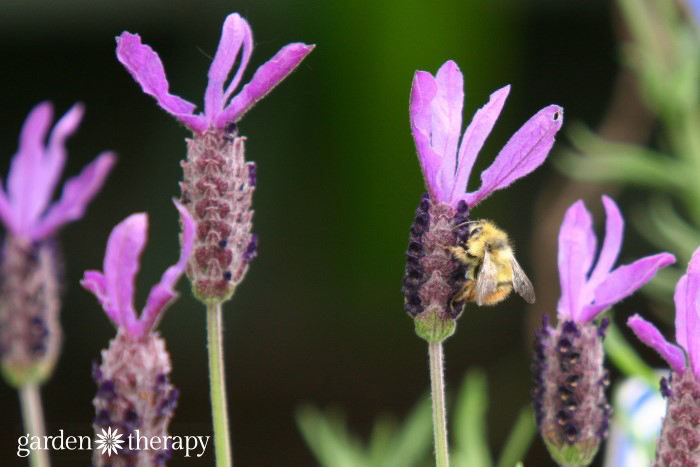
[295,406,368,467]
[453,369,493,467]
[495,407,536,467]
[384,397,433,467]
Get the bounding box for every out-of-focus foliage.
[297,369,537,467]
[558,0,700,303]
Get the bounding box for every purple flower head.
[0,102,115,242]
[409,60,563,209]
[628,245,700,378]
[116,13,314,134]
[557,196,675,324]
[81,200,195,339]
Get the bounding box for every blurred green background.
[0,0,635,465]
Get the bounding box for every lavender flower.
[116,13,314,304]
[627,245,700,467]
[403,59,563,341]
[532,196,674,467]
[83,200,194,466]
[0,102,115,386]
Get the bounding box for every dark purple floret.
[660,376,673,399]
[597,317,610,337]
[97,380,117,400]
[247,162,257,187]
[244,234,258,263]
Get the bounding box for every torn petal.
[451,85,509,202]
[137,200,195,337]
[32,152,116,240]
[204,13,252,123]
[628,314,686,374]
[587,195,624,291]
[216,43,315,127]
[116,32,201,128]
[462,105,563,208]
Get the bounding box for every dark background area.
[0,0,631,465]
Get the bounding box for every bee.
[449,220,535,306]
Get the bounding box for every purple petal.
[579,253,676,323]
[204,14,252,124]
[216,43,315,127]
[116,32,205,132]
[450,85,509,203]
[31,152,116,240]
[586,195,624,291]
[678,247,700,376]
[430,60,464,197]
[628,314,686,374]
[7,102,54,233]
[409,71,444,202]
[556,200,595,320]
[103,213,148,335]
[137,200,195,336]
[81,270,120,326]
[461,105,563,208]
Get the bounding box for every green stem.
[429,341,449,467]
[208,303,233,467]
[19,384,50,467]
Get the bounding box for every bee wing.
[475,252,499,306]
[510,257,536,304]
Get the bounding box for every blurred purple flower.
[0,102,115,241]
[627,246,700,466]
[409,60,563,208]
[116,13,314,133]
[533,196,674,467]
[558,196,675,325]
[628,246,700,378]
[81,200,195,339]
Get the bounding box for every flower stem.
[207,302,233,467]
[429,341,449,467]
[19,383,50,467]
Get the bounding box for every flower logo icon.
[95,427,124,457]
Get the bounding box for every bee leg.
[447,246,470,264]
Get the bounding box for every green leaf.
[495,407,536,467]
[296,406,368,467]
[383,396,433,467]
[556,124,686,192]
[604,321,657,386]
[453,369,493,467]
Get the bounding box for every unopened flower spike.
[117,13,314,304]
[83,200,194,466]
[627,244,700,467]
[532,196,675,467]
[403,59,563,343]
[0,102,115,387]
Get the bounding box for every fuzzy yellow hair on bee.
[449,219,535,306]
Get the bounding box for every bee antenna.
[454,220,479,228]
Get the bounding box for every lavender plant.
[114,12,314,466]
[628,245,700,466]
[532,196,674,466]
[0,102,114,467]
[82,200,194,466]
[404,59,562,466]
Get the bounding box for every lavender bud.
[532,319,610,467]
[181,132,256,304]
[92,331,177,466]
[654,370,700,466]
[0,236,61,387]
[403,195,468,342]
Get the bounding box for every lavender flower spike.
[628,245,700,467]
[116,13,313,304]
[84,200,194,466]
[403,60,563,342]
[532,196,675,467]
[0,102,115,387]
